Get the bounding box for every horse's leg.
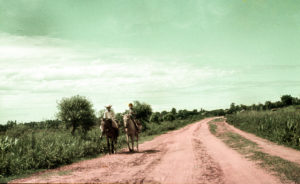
[107,137,111,154]
[131,135,134,152]
[126,134,131,152]
[111,138,114,154]
[136,133,139,152]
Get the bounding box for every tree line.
[1,94,299,134]
[0,95,203,134]
[227,95,300,114]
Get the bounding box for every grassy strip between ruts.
[208,118,300,184]
[1,117,204,183]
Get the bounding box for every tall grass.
[0,128,114,178]
[0,115,203,181]
[226,106,300,150]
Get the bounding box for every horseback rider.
[128,103,141,132]
[104,105,119,129]
[128,103,135,118]
[100,105,119,139]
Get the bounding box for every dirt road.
[12,118,284,184]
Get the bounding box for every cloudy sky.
[1,0,300,123]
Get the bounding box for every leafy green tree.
[160,110,168,117]
[265,101,273,110]
[251,104,258,111]
[132,101,152,122]
[240,104,248,111]
[293,97,300,105]
[115,112,124,127]
[192,109,198,114]
[57,95,96,135]
[177,109,189,119]
[163,112,175,121]
[258,103,264,111]
[150,112,161,123]
[209,109,225,116]
[228,103,236,113]
[273,101,283,108]
[171,108,177,115]
[6,120,17,129]
[281,95,293,106]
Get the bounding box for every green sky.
[1,0,300,123]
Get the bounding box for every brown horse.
[123,114,141,152]
[100,118,119,154]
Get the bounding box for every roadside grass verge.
[226,106,300,151]
[2,134,166,183]
[0,116,204,183]
[209,119,300,183]
[250,151,300,183]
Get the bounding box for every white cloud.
[0,33,235,123]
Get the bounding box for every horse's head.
[123,114,130,127]
[123,114,128,121]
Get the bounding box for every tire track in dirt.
[192,123,225,184]
[200,119,281,184]
[144,118,224,184]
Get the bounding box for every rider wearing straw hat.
[128,103,141,132]
[128,103,135,117]
[104,105,119,129]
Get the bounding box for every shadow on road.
[117,149,160,154]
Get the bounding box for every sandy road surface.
[12,118,282,184]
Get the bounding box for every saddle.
[129,116,142,133]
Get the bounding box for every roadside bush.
[0,128,108,178]
[163,113,175,121]
[150,112,161,123]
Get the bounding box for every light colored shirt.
[104,110,115,120]
[129,108,135,115]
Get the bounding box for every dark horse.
[100,118,119,154]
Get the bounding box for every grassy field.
[226,106,300,150]
[0,115,204,183]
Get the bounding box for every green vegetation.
[209,123,217,134]
[0,96,204,183]
[57,95,96,135]
[222,132,258,155]
[250,151,300,183]
[226,95,300,113]
[2,94,300,182]
[226,106,300,150]
[209,119,300,183]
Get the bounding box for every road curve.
[12,118,281,184]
